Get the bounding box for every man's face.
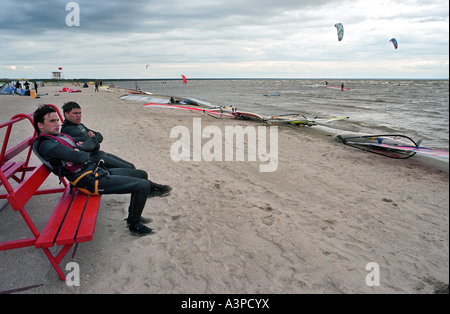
[38,112,60,135]
[65,108,82,125]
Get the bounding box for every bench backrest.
[0,104,65,197]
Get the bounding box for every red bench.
[0,105,102,281]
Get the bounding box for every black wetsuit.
[61,120,135,169]
[34,134,153,226]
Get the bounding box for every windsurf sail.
[121,94,170,103]
[389,38,398,49]
[143,103,235,118]
[233,111,265,121]
[181,75,187,84]
[144,100,348,126]
[143,103,267,121]
[106,85,152,95]
[335,23,344,41]
[184,98,214,107]
[267,115,316,126]
[334,134,443,159]
[350,142,448,158]
[267,114,349,127]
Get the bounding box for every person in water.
[61,101,135,169]
[33,105,172,236]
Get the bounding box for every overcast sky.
[1,0,448,79]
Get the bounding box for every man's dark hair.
[33,105,57,134]
[62,101,81,114]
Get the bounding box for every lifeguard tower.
[52,71,62,80]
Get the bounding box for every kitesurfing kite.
[389,38,398,49]
[335,23,344,41]
[146,64,150,69]
[181,75,187,84]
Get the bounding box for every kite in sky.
[389,38,398,49]
[335,23,344,41]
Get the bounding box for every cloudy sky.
[1,0,448,79]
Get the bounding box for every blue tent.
[0,82,15,94]
[0,82,26,95]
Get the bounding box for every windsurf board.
[326,86,350,91]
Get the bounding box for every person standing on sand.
[33,105,172,236]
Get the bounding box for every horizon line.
[2,77,449,82]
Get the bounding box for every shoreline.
[1,84,448,294]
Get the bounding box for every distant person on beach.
[34,81,38,94]
[33,105,172,236]
[341,83,344,91]
[95,80,99,92]
[61,101,135,169]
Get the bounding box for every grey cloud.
[1,0,339,34]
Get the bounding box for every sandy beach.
[0,83,448,294]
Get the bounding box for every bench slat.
[76,195,102,243]
[1,161,25,180]
[1,162,14,171]
[56,190,88,246]
[0,162,14,189]
[35,187,73,248]
[7,164,50,210]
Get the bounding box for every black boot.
[129,223,155,236]
[125,217,153,227]
[148,185,172,198]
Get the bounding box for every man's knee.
[138,178,151,192]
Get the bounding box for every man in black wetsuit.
[33,105,172,236]
[61,101,135,169]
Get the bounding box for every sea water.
[109,79,449,151]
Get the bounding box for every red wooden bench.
[0,105,102,281]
